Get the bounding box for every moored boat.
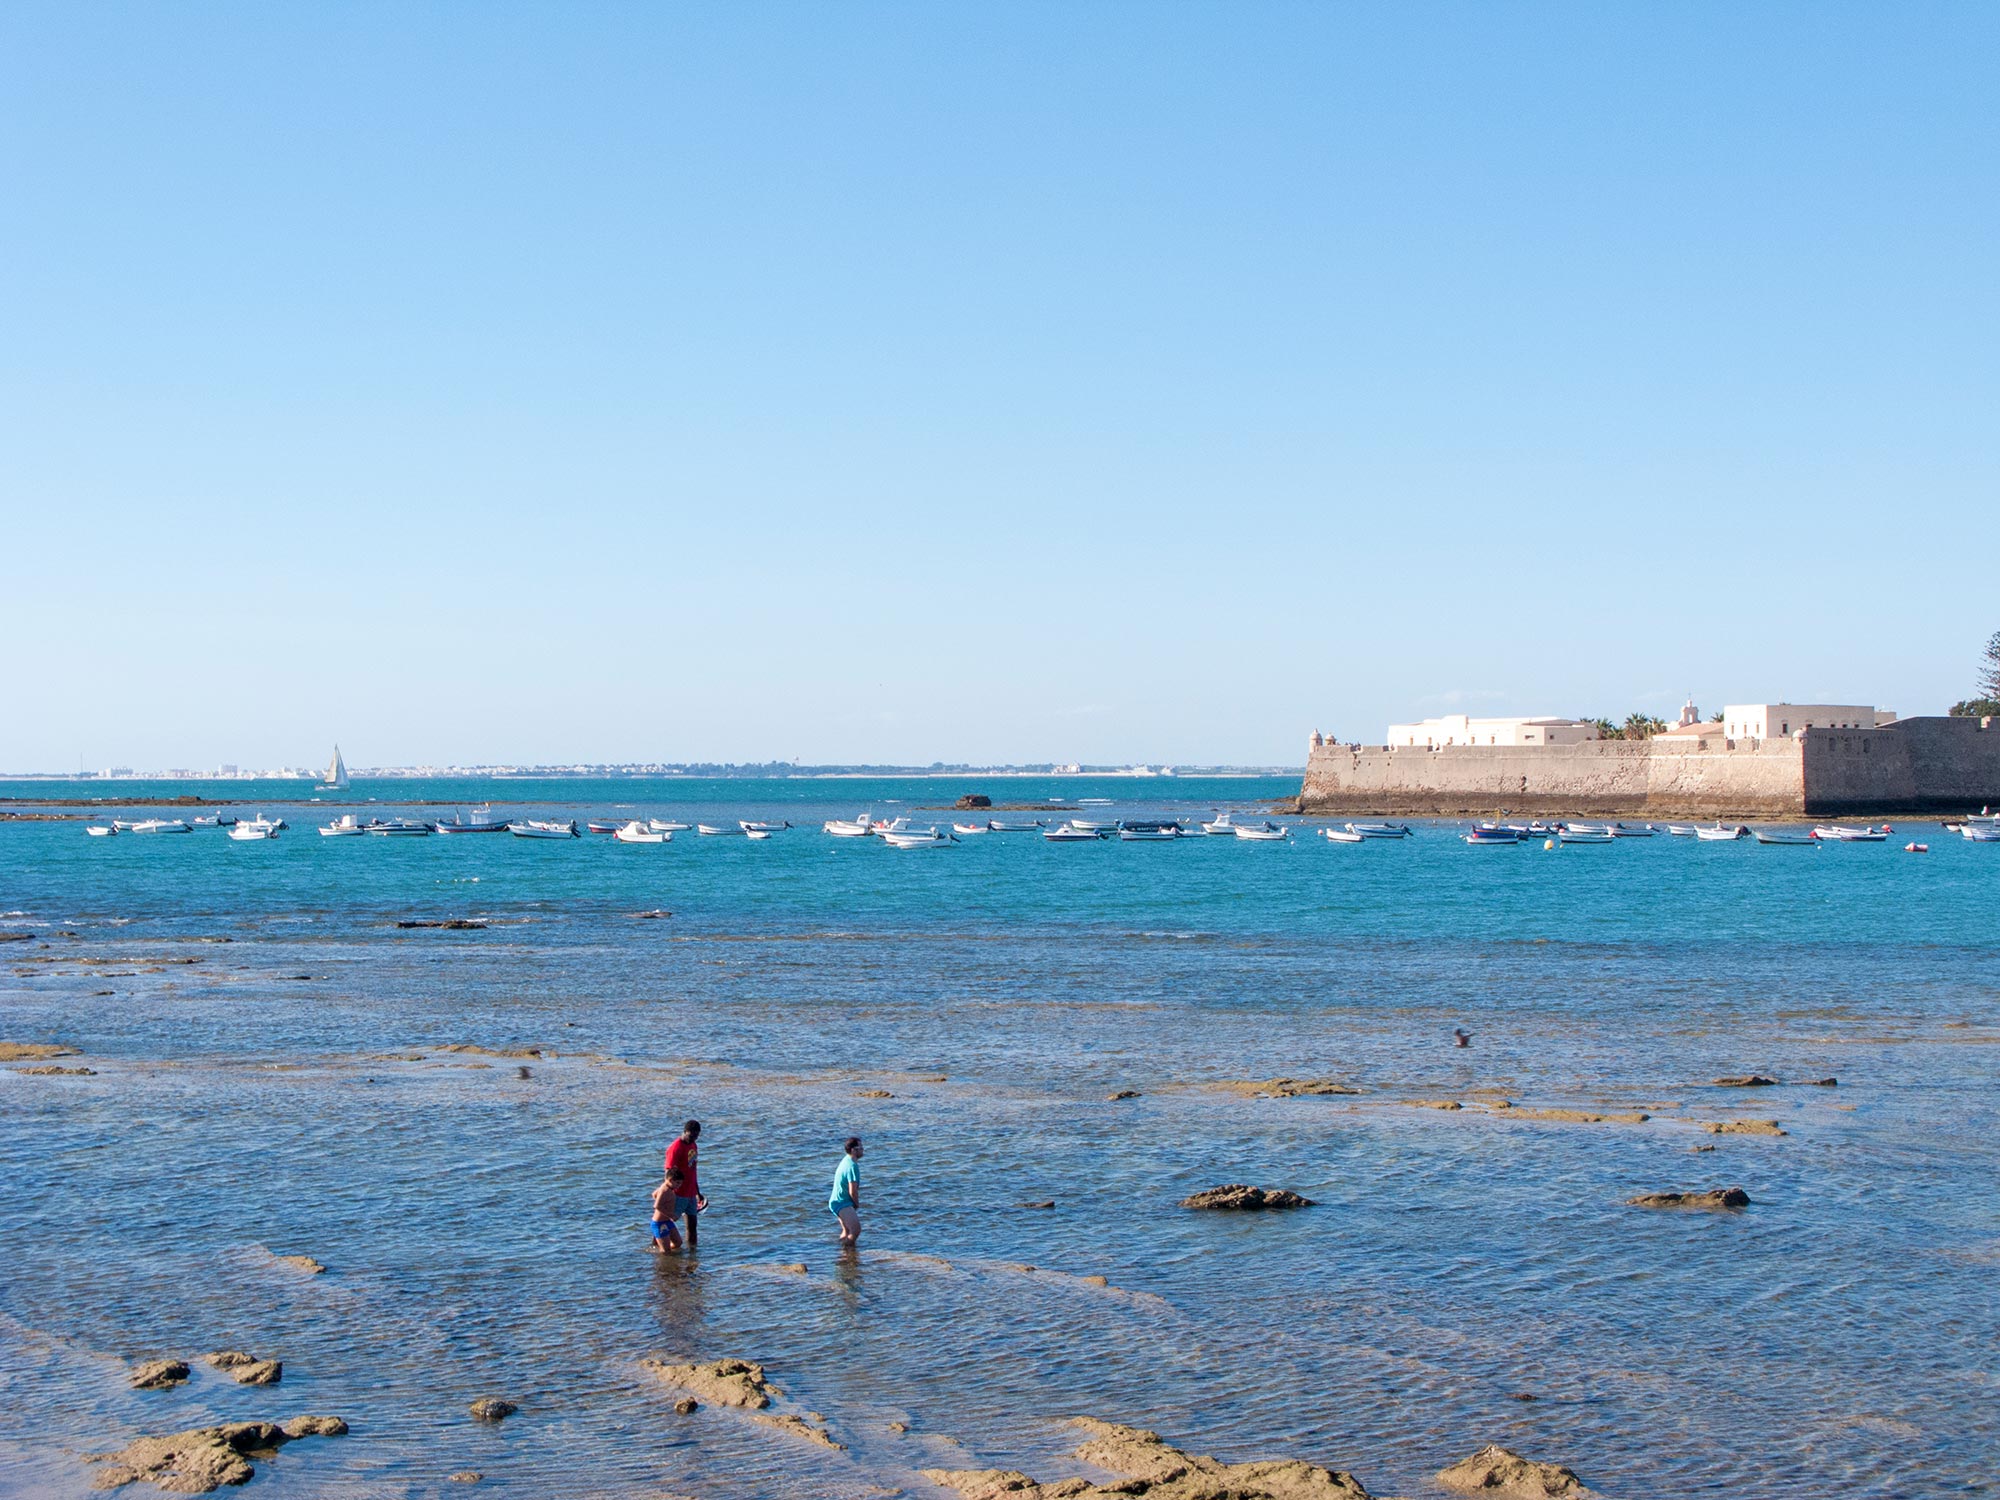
[436,807,507,834]
[739,820,791,834]
[882,827,953,848]
[1232,823,1289,841]
[1118,821,1184,841]
[1558,828,1615,844]
[586,819,626,834]
[1696,824,1749,841]
[85,824,116,837]
[648,819,691,834]
[1607,822,1656,837]
[695,824,742,837]
[1042,822,1102,842]
[614,821,668,844]
[1200,812,1236,836]
[1812,825,1888,842]
[1321,827,1365,843]
[227,818,281,841]
[824,815,875,837]
[951,823,990,835]
[1752,828,1819,845]
[1463,827,1520,845]
[986,819,1046,833]
[1665,824,1701,836]
[367,818,434,836]
[1961,824,2000,842]
[1348,822,1412,839]
[509,819,580,839]
[320,814,366,837]
[129,819,192,835]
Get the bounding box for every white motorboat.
[1697,824,1749,841]
[320,814,366,837]
[824,815,875,837]
[744,828,771,840]
[228,820,280,841]
[1201,812,1236,836]
[1067,818,1112,833]
[1321,827,1365,843]
[509,819,580,839]
[1960,824,2000,842]
[1812,826,1887,842]
[696,824,742,837]
[436,807,508,834]
[1558,828,1615,844]
[951,822,990,835]
[614,821,669,844]
[1753,828,1819,846]
[882,827,953,848]
[1042,822,1102,842]
[1564,822,1615,837]
[1348,822,1412,839]
[986,820,1045,833]
[1118,822,1184,841]
[85,824,116,837]
[1665,824,1701,836]
[648,819,691,834]
[1607,823,1656,837]
[367,818,433,836]
[1232,823,1289,841]
[129,819,192,834]
[739,819,791,834]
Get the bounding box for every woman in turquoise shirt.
[830,1137,863,1243]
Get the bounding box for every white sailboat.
[318,745,350,791]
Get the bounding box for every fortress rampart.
[1299,715,2000,817]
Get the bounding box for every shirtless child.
[648,1167,687,1253]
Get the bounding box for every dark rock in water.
[632,909,673,919]
[673,1396,699,1414]
[1714,1074,1779,1087]
[203,1350,282,1386]
[396,919,487,930]
[857,1088,894,1098]
[1107,1089,1141,1100]
[130,1359,190,1390]
[281,1416,348,1437]
[0,1042,78,1061]
[0,932,35,943]
[953,794,993,809]
[1180,1184,1314,1211]
[1020,1200,1055,1210]
[1627,1186,1751,1210]
[16,1064,96,1076]
[274,1254,325,1275]
[1689,1144,1718,1153]
[85,1417,345,1494]
[1438,1443,1587,1497]
[1804,1076,1839,1086]
[448,1473,483,1484]
[1704,1119,1786,1136]
[468,1398,517,1422]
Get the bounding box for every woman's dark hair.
[844,1136,862,1154]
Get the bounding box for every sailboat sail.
[324,746,349,789]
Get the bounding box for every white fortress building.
[1385,714,1601,749]
[1720,703,1896,740]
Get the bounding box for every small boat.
[739,820,791,834]
[189,815,236,829]
[695,824,742,837]
[367,818,434,836]
[1905,842,1929,853]
[1232,823,1289,841]
[435,807,508,834]
[1067,818,1112,833]
[1042,822,1102,842]
[1696,824,1749,841]
[744,828,772,841]
[1463,827,1520,845]
[317,744,350,792]
[986,819,1046,833]
[320,814,366,837]
[614,821,668,844]
[1200,812,1237,836]
[1962,824,2000,842]
[509,819,580,839]
[1119,822,1184,841]
[1607,823,1656,837]
[586,819,626,834]
[1563,821,1614,837]
[951,823,990,835]
[228,819,281,841]
[1558,828,1615,844]
[1665,824,1701,837]
[129,819,192,834]
[1347,822,1412,839]
[882,827,953,849]
[1813,826,1887,842]
[1753,829,1819,846]
[648,819,691,834]
[1321,827,1365,843]
[824,815,875,837]
[85,824,116,837]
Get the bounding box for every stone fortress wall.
[1299,716,2000,817]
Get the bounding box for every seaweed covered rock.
[1214,1078,1363,1099]
[1437,1443,1588,1498]
[86,1418,345,1493]
[1181,1184,1314,1211]
[640,1357,774,1409]
[1626,1187,1750,1210]
[129,1359,190,1390]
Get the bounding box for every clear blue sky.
[3,4,1994,770]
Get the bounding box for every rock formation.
[1626,1187,1751,1210]
[1437,1443,1588,1497]
[1180,1185,1314,1211]
[204,1351,281,1385]
[922,1417,1371,1499]
[1713,1075,1778,1087]
[1703,1120,1787,1136]
[129,1359,190,1390]
[468,1399,517,1422]
[86,1418,345,1493]
[0,1042,77,1061]
[641,1358,774,1408]
[1214,1078,1363,1099]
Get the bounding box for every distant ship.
[318,745,350,791]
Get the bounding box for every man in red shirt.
[663,1120,708,1249]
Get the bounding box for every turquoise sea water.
[2,776,1997,1499]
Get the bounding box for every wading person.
[830,1136,863,1244]
[664,1120,708,1248]
[647,1166,686,1254]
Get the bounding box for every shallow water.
[2,777,1997,1498]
